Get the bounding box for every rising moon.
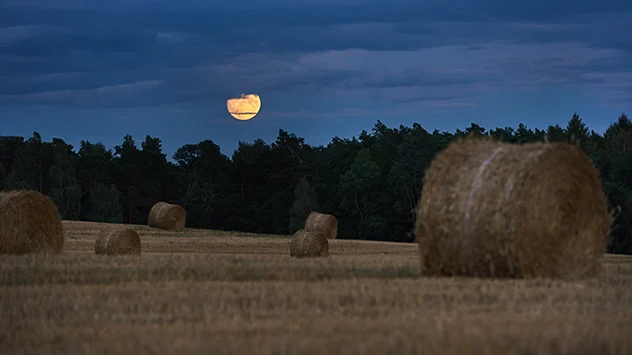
[226,94,261,121]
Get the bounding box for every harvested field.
[1,220,631,354]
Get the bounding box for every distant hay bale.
[415,137,612,279]
[148,201,186,232]
[290,229,329,258]
[0,189,64,254]
[304,211,338,239]
[95,228,141,255]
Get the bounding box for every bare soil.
[1,221,630,354]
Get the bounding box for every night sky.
[1,0,631,157]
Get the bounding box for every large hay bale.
[415,137,612,279]
[148,201,186,232]
[95,228,141,255]
[0,189,64,254]
[290,229,329,258]
[304,211,338,239]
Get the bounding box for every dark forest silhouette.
[1,112,630,254]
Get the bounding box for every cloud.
[1,40,628,110]
[0,25,63,46]
[0,1,631,110]
[0,80,163,107]
[288,42,624,101]
[581,72,632,106]
[154,31,197,45]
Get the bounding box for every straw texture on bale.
[304,211,338,239]
[148,202,186,232]
[290,229,329,258]
[0,189,64,254]
[95,228,141,255]
[415,137,612,279]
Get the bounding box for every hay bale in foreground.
[304,211,338,239]
[290,229,329,258]
[0,189,64,254]
[95,228,141,255]
[415,137,612,279]
[148,201,186,232]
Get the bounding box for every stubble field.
[1,221,631,354]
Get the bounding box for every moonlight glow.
[226,94,261,121]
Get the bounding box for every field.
[1,221,631,354]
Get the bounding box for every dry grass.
[0,220,630,354]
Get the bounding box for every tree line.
[1,113,630,254]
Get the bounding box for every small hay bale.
[148,201,186,232]
[0,189,64,254]
[415,137,612,279]
[95,228,141,255]
[304,211,338,239]
[290,229,329,258]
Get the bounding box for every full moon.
[226,94,261,121]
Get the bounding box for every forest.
[1,113,631,254]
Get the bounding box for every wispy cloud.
[1,80,163,105]
[0,25,63,46]
[0,1,630,111]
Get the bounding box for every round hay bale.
[148,201,186,232]
[290,229,329,258]
[415,137,612,279]
[0,189,64,254]
[95,228,141,255]
[304,211,338,239]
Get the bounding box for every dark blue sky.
[1,0,631,158]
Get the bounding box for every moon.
[227,94,261,121]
